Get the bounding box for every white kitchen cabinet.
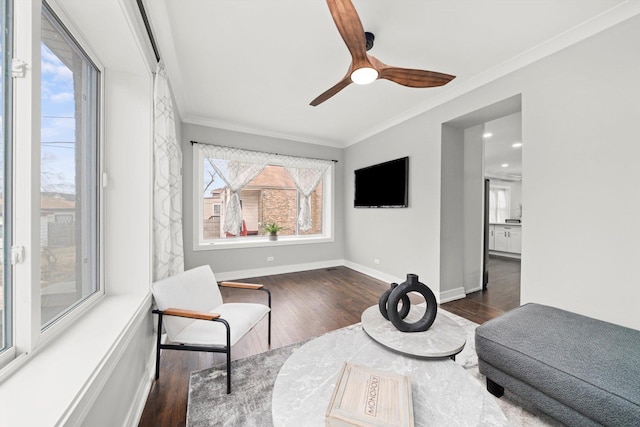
[493,224,521,254]
[509,227,522,253]
[488,225,495,250]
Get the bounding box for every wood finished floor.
[442,255,521,324]
[138,259,520,426]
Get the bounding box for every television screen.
[354,157,408,208]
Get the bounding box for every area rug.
[187,309,561,427]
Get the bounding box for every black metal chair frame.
[152,287,271,394]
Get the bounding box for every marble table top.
[272,324,507,426]
[361,305,467,358]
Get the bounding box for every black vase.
[378,273,437,332]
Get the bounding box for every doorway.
[439,95,522,318]
[482,112,522,314]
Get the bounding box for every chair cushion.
[173,303,270,347]
[151,265,224,340]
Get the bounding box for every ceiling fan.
[310,0,456,106]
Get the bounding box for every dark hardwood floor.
[442,255,521,324]
[139,261,520,426]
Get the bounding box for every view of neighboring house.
[40,192,75,246]
[0,192,77,338]
[203,164,323,239]
[40,193,79,324]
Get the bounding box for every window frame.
[0,0,14,369]
[193,146,335,251]
[1,0,105,374]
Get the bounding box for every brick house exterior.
[202,165,323,239]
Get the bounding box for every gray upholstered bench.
[475,303,640,426]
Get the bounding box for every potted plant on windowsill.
[263,222,284,241]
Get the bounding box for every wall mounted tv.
[354,157,409,208]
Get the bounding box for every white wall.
[439,125,464,300]
[463,125,485,293]
[520,15,640,329]
[344,116,441,288]
[345,14,640,330]
[182,123,345,279]
[438,123,488,299]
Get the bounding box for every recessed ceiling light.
[483,132,493,138]
[512,142,522,148]
[501,163,509,168]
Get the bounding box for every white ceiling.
[145,0,632,147]
[484,112,522,179]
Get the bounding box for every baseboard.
[220,260,466,305]
[439,287,466,304]
[125,345,157,427]
[342,261,402,285]
[465,285,483,294]
[216,259,346,282]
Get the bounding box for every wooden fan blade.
[369,55,455,88]
[380,67,455,87]
[310,74,353,106]
[327,0,368,65]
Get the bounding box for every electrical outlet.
[267,256,274,262]
[374,259,380,265]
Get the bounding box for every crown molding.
[183,115,345,148]
[345,0,640,147]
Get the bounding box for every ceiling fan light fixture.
[351,67,378,85]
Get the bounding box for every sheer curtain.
[198,144,269,235]
[489,187,510,223]
[282,156,331,231]
[153,61,184,281]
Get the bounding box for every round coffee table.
[361,305,467,359]
[272,324,507,426]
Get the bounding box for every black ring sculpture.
[378,283,410,321]
[378,273,438,332]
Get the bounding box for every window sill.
[0,292,151,426]
[194,235,334,251]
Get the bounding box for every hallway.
[441,256,520,324]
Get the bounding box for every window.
[1,1,102,371]
[1,0,12,363]
[195,144,333,248]
[40,2,100,329]
[489,186,510,223]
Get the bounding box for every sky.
[41,43,76,194]
[0,25,78,200]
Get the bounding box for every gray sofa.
[475,303,640,426]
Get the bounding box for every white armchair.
[151,265,271,394]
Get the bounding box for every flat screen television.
[354,157,408,208]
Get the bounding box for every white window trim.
[192,146,335,251]
[2,0,105,376]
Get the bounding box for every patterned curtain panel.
[198,144,270,235]
[153,61,184,281]
[282,156,331,231]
